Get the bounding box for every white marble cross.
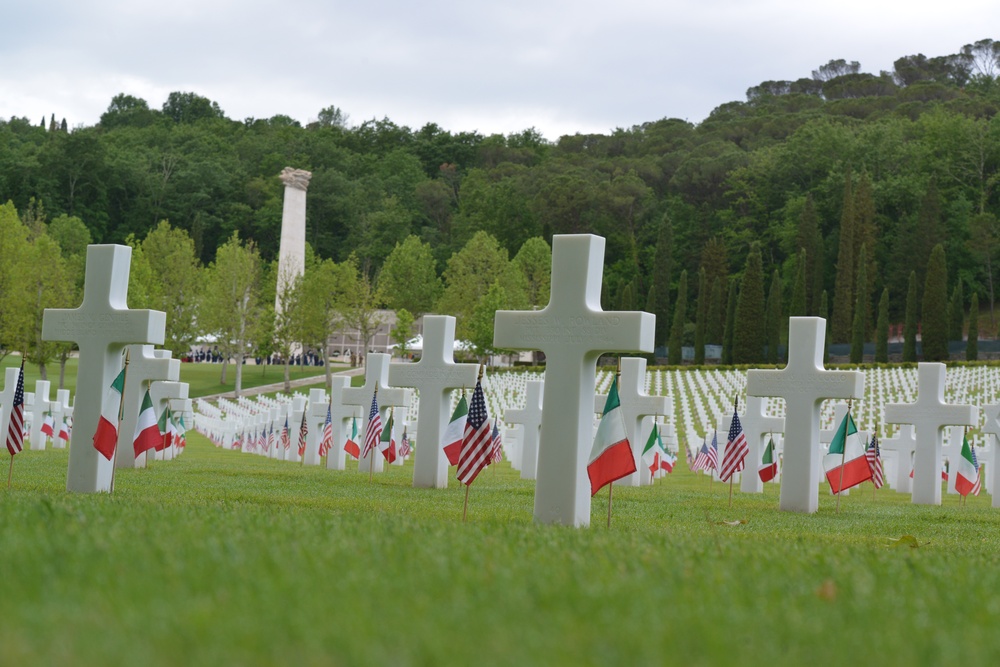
[116,345,179,469]
[740,395,785,493]
[745,317,864,513]
[884,363,977,506]
[593,358,667,486]
[51,388,72,449]
[42,245,166,493]
[304,388,328,465]
[388,315,478,488]
[29,380,51,451]
[324,377,363,470]
[506,380,544,480]
[978,403,1000,507]
[340,353,408,474]
[0,367,21,450]
[494,234,654,527]
[880,424,916,493]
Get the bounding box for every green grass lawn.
[0,356,342,399]
[2,436,999,666]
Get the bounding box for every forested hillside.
[4,38,1000,363]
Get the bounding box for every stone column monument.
[276,167,312,314]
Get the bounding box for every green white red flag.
[93,368,125,461]
[824,411,872,494]
[379,411,397,463]
[587,375,636,496]
[132,390,161,458]
[442,393,468,466]
[344,417,360,459]
[758,437,778,483]
[641,422,662,476]
[955,432,981,497]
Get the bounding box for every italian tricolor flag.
[642,423,661,475]
[93,368,125,461]
[132,390,161,458]
[344,417,360,459]
[442,394,468,466]
[658,428,676,474]
[379,411,397,463]
[955,432,981,497]
[758,437,778,483]
[824,411,872,494]
[587,375,636,496]
[156,406,172,452]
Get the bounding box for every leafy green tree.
[25,234,74,380]
[271,264,305,391]
[967,292,980,361]
[141,220,202,357]
[652,215,673,348]
[831,169,855,343]
[733,244,766,364]
[199,232,263,395]
[668,270,688,365]
[921,244,949,361]
[378,235,441,317]
[766,269,782,363]
[467,281,507,361]
[903,271,919,362]
[850,245,869,364]
[513,237,551,308]
[391,308,415,357]
[694,267,707,364]
[949,280,964,341]
[875,288,890,363]
[341,259,384,367]
[722,279,737,364]
[299,256,356,388]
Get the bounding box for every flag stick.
[7,454,13,491]
[462,483,470,523]
[728,477,734,508]
[607,481,614,529]
[835,399,852,514]
[369,384,379,483]
[110,350,132,495]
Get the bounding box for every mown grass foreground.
[2,437,999,667]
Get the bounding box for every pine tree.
[790,248,807,318]
[875,288,889,363]
[831,169,855,343]
[903,271,919,362]
[967,292,980,361]
[668,270,687,365]
[921,245,949,362]
[653,215,673,349]
[707,278,723,345]
[949,280,964,341]
[694,267,707,364]
[722,279,737,365]
[733,244,766,364]
[850,245,869,364]
[766,269,782,363]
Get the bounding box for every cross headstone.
[880,424,916,493]
[945,425,964,495]
[51,389,72,449]
[388,315,478,488]
[505,380,544,480]
[739,395,785,493]
[745,317,864,513]
[494,234,654,527]
[116,345,179,469]
[42,245,166,493]
[977,403,1000,507]
[340,353,408,474]
[0,367,21,449]
[884,362,977,506]
[28,380,51,451]
[287,395,307,463]
[304,388,328,465]
[324,377,363,470]
[149,380,188,462]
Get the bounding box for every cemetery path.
[201,367,366,401]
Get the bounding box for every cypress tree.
[967,292,979,361]
[668,270,687,365]
[797,195,819,314]
[812,227,825,316]
[875,288,889,363]
[707,278,723,345]
[790,248,807,318]
[733,244,766,364]
[620,282,634,312]
[921,244,949,362]
[850,245,869,364]
[853,170,877,300]
[694,267,707,365]
[819,290,830,363]
[652,215,674,348]
[601,280,610,310]
[831,170,855,343]
[903,271,918,362]
[949,281,964,341]
[722,279,738,365]
[766,269,782,363]
[645,284,656,314]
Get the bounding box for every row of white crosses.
[0,372,75,451]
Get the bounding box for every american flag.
[457,377,491,486]
[361,391,382,459]
[489,418,503,464]
[398,428,411,458]
[319,405,334,457]
[5,360,24,456]
[866,434,884,489]
[297,411,308,457]
[266,424,276,454]
[257,427,266,453]
[692,436,710,472]
[281,416,291,450]
[971,442,982,496]
[719,406,748,481]
[706,431,719,471]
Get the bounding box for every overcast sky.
[3,1,999,140]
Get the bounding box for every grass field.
[0,355,339,399]
[2,435,999,666]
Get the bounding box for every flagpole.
[836,398,851,514]
[607,356,622,527]
[110,350,131,495]
[369,384,378,484]
[463,483,470,522]
[727,397,738,508]
[7,354,24,490]
[872,428,878,502]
